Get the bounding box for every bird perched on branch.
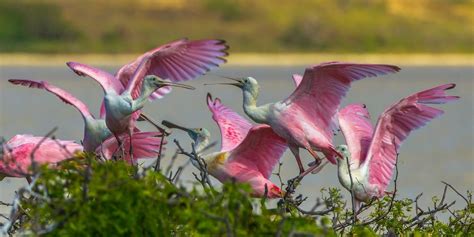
[163,94,288,198]
[335,84,459,208]
[216,62,400,176]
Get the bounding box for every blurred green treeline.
[0,0,472,54]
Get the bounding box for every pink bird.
[65,38,228,152]
[162,94,288,198]
[219,62,400,175]
[0,132,164,180]
[335,84,459,207]
[0,135,82,179]
[8,79,165,162]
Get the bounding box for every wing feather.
[66,62,124,94]
[227,125,287,179]
[284,62,400,139]
[364,83,459,194]
[9,79,94,119]
[207,94,253,152]
[338,104,374,167]
[118,39,228,100]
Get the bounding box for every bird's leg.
[289,145,305,174]
[306,146,322,167]
[128,129,133,164]
[113,134,124,161]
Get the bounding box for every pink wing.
[1,135,82,177]
[365,83,459,194]
[292,74,303,87]
[5,134,46,147]
[9,79,94,120]
[66,62,124,94]
[207,93,253,152]
[119,38,228,100]
[227,125,287,179]
[284,62,400,139]
[97,131,165,164]
[338,104,374,167]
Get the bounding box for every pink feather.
[9,79,94,120]
[0,135,82,177]
[119,39,229,100]
[97,131,165,164]
[364,83,459,195]
[207,93,253,152]
[227,125,288,179]
[338,104,374,167]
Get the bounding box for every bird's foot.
[307,159,321,168]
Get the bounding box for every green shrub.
[1,153,472,236]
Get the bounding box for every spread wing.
[97,131,165,164]
[227,125,287,179]
[338,104,374,168]
[119,38,228,100]
[9,79,94,120]
[207,93,253,152]
[292,74,303,87]
[283,62,400,140]
[364,83,459,193]
[66,62,124,94]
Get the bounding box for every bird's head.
[186,127,211,144]
[143,75,195,91]
[335,144,351,163]
[162,120,210,145]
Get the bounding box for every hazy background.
[0,0,472,53]
[0,0,473,218]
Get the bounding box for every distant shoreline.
[1,53,472,66]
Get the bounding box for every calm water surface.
[0,65,473,215]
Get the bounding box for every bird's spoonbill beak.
[204,76,244,88]
[157,81,195,90]
[162,120,193,133]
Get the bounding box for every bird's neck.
[242,90,268,124]
[190,137,211,169]
[131,85,156,111]
[337,155,358,192]
[194,137,210,155]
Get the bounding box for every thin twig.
[344,154,357,223]
[441,181,469,205]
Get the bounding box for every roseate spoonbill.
[218,62,400,175]
[335,84,459,207]
[0,134,82,179]
[8,79,165,162]
[66,38,229,121]
[162,94,288,198]
[0,133,164,180]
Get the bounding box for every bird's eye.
[199,128,202,131]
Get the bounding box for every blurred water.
[0,65,473,216]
